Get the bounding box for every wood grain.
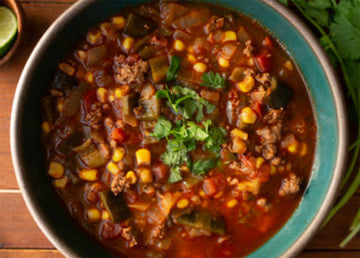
[0,249,63,258]
[0,193,53,248]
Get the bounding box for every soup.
[41,1,316,257]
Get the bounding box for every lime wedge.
[0,6,18,58]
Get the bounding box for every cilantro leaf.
[186,121,209,141]
[168,166,182,183]
[151,116,172,139]
[172,86,215,121]
[306,0,331,10]
[330,1,360,60]
[205,126,227,153]
[166,55,182,82]
[303,7,329,27]
[192,159,217,175]
[200,71,226,89]
[162,140,189,166]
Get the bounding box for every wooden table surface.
[0,0,359,257]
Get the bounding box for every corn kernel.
[199,190,206,197]
[87,208,101,222]
[57,99,64,112]
[248,57,255,66]
[270,166,277,175]
[112,147,125,162]
[287,142,298,154]
[85,72,94,83]
[177,198,189,209]
[231,128,248,141]
[300,142,307,156]
[187,54,197,64]
[107,161,120,174]
[126,171,137,184]
[241,107,257,124]
[187,46,194,53]
[87,30,102,44]
[112,16,126,30]
[54,176,68,188]
[79,169,98,181]
[58,62,75,76]
[109,94,115,102]
[174,39,185,51]
[138,168,153,184]
[123,37,135,50]
[136,148,151,165]
[193,62,207,73]
[218,57,230,68]
[77,50,87,61]
[237,75,255,93]
[42,121,51,133]
[102,210,110,220]
[100,22,112,35]
[180,164,190,173]
[222,31,237,43]
[48,161,64,179]
[115,85,130,98]
[256,157,265,169]
[231,138,247,154]
[96,88,108,103]
[227,199,238,208]
[284,60,293,71]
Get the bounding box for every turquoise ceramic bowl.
[11,0,347,257]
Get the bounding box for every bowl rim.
[10,0,348,257]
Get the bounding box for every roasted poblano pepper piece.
[124,13,156,38]
[99,190,131,223]
[176,210,226,235]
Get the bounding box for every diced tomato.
[152,162,170,183]
[250,101,263,118]
[203,178,217,197]
[255,50,272,72]
[239,155,255,168]
[100,221,122,240]
[83,90,97,113]
[262,36,274,51]
[111,128,127,143]
[123,131,142,145]
[258,163,271,183]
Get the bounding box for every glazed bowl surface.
[11,0,347,257]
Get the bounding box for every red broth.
[41,2,316,257]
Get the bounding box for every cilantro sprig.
[279,0,360,248]
[156,86,215,122]
[166,55,182,82]
[200,71,226,89]
[151,117,226,183]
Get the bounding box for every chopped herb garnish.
[152,117,226,182]
[166,55,182,82]
[168,166,183,183]
[150,116,172,139]
[156,86,215,122]
[192,159,217,175]
[200,71,226,89]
